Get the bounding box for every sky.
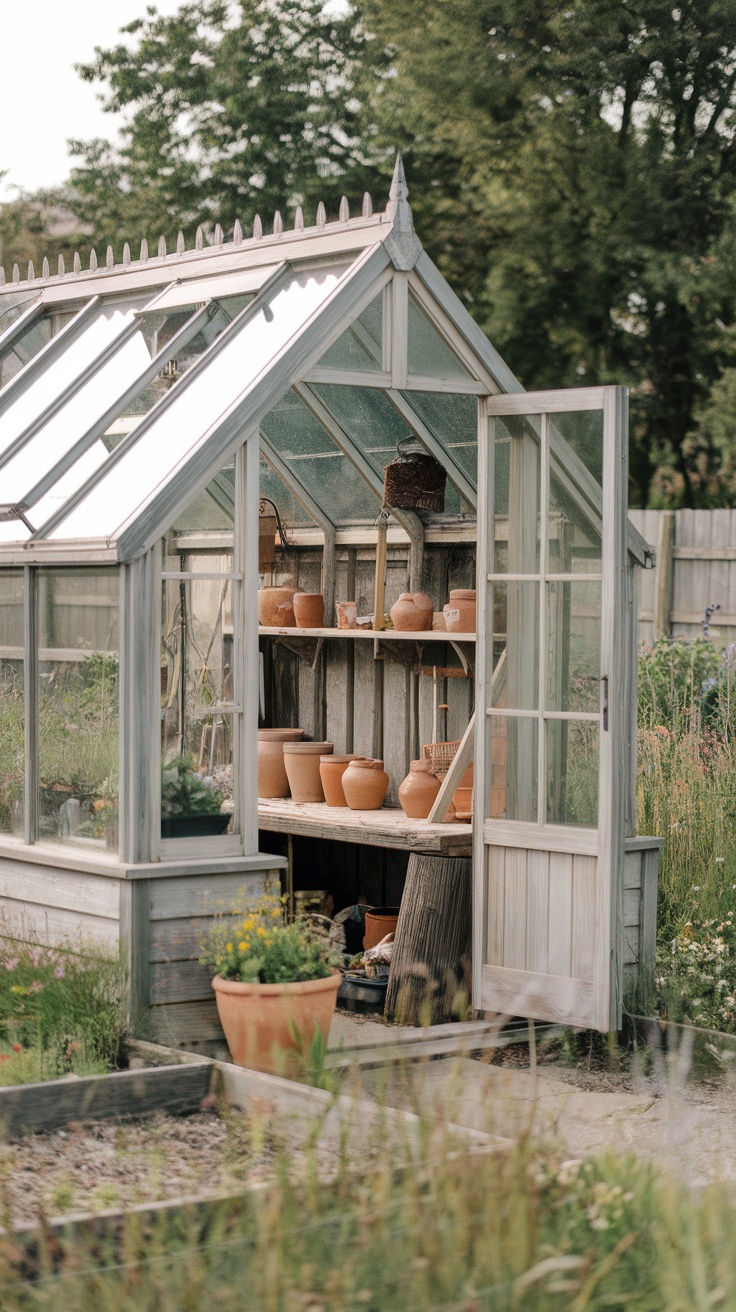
[0,0,185,200]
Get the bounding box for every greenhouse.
[0,157,659,1042]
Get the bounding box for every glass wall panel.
[258,456,311,528]
[37,568,119,849]
[50,266,346,542]
[161,574,238,837]
[493,416,540,573]
[0,312,52,390]
[407,295,473,380]
[0,291,39,339]
[547,581,601,714]
[316,293,383,371]
[0,571,24,835]
[490,581,538,709]
[310,385,411,476]
[551,409,603,487]
[488,714,537,822]
[546,720,599,827]
[399,391,478,485]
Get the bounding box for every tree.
[355,0,736,506]
[69,0,388,248]
[0,185,87,279]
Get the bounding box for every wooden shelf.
[257,799,472,856]
[259,626,476,642]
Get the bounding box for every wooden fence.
[630,509,736,648]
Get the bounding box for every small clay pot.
[389,591,434,632]
[258,586,296,628]
[398,759,442,819]
[363,907,400,950]
[342,758,389,811]
[293,592,324,628]
[257,728,304,798]
[283,742,334,802]
[319,754,367,807]
[453,762,474,821]
[443,588,476,634]
[335,600,357,629]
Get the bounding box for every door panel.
[473,386,627,1032]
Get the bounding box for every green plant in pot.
[160,753,229,838]
[200,880,343,1075]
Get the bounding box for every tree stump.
[385,854,472,1026]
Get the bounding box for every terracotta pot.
[212,971,341,1075]
[258,586,296,628]
[293,592,325,628]
[453,762,474,821]
[390,591,434,632]
[398,759,442,819]
[342,758,389,810]
[443,588,476,634]
[335,600,357,629]
[319,754,367,807]
[257,728,304,798]
[283,742,334,802]
[363,907,400,950]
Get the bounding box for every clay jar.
[257,728,303,798]
[341,758,389,811]
[293,592,324,628]
[443,589,476,634]
[258,586,296,628]
[398,759,442,819]
[283,742,334,802]
[389,591,434,632]
[319,754,367,807]
[453,762,474,821]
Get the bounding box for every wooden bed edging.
[0,1060,212,1136]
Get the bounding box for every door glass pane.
[491,581,539,709]
[317,293,383,371]
[549,472,602,573]
[493,416,540,573]
[546,719,598,827]
[488,713,537,822]
[0,571,24,835]
[161,575,238,837]
[550,409,604,490]
[547,581,601,713]
[37,569,119,850]
[407,295,473,380]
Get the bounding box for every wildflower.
[53,966,65,979]
[256,926,266,937]
[226,943,233,954]
[0,1055,8,1063]
[4,958,18,971]
[11,1044,21,1053]
[238,942,248,952]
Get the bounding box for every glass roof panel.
[141,265,281,314]
[407,294,474,380]
[0,290,39,338]
[0,308,136,457]
[258,456,311,527]
[310,384,411,477]
[1,312,54,391]
[400,390,478,485]
[261,389,337,457]
[316,292,383,371]
[47,265,348,541]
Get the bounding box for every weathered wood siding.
[0,855,120,949]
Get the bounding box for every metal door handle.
[600,676,609,732]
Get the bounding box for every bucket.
[363,905,400,950]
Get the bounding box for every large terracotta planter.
[390,591,434,632]
[398,759,441,819]
[283,742,334,802]
[363,907,400,950]
[319,754,366,807]
[212,971,341,1074]
[257,728,304,798]
[293,593,325,628]
[258,586,296,628]
[342,758,389,810]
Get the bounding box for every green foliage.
[0,935,126,1074]
[37,651,119,799]
[638,637,723,730]
[200,881,342,983]
[160,753,225,818]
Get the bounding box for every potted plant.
[161,754,230,838]
[200,881,343,1075]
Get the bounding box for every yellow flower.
[256,926,267,937]
[271,908,281,918]
[238,941,248,952]
[226,943,233,954]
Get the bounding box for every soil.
[0,1107,294,1227]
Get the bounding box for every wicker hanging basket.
[258,512,277,572]
[383,439,446,513]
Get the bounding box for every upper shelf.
[259,626,477,641]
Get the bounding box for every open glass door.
[473,386,627,1032]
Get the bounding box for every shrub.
[656,912,736,1032]
[161,753,225,818]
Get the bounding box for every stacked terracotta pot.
[257,728,304,798]
[283,742,334,802]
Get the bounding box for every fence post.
[655,511,675,639]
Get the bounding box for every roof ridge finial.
[385,150,421,271]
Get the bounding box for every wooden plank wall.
[630,509,736,646]
[0,856,120,949]
[485,846,597,983]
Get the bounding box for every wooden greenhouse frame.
[0,157,660,1044]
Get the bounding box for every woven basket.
[383,449,446,513]
[422,739,461,778]
[258,513,277,571]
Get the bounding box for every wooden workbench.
[257,799,472,857]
